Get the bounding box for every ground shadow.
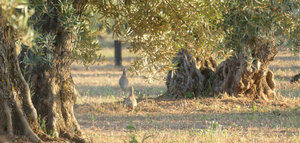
[269,65,300,72]
[72,73,121,78]
[75,109,299,132]
[274,75,293,81]
[76,85,166,97]
[71,57,136,71]
[275,56,300,61]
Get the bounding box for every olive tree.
[93,0,224,77]
[0,1,42,142]
[93,0,298,100]
[1,0,101,142]
[0,0,298,142]
[210,0,298,100]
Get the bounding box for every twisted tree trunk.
[24,1,85,142]
[166,49,216,98]
[30,30,84,142]
[212,52,276,100]
[212,40,278,100]
[0,23,42,142]
[15,0,87,142]
[166,40,277,101]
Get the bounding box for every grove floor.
[73,35,299,143]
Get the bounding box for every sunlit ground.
[73,34,300,143]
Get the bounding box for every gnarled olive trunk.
[30,30,84,142]
[166,49,217,98]
[166,41,277,101]
[26,8,84,143]
[212,52,276,100]
[29,32,83,142]
[0,23,42,142]
[18,1,87,142]
[212,40,278,100]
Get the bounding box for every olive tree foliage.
[93,0,298,80]
[222,0,299,56]
[93,0,225,79]
[20,0,103,70]
[92,0,298,99]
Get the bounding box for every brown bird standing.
[125,87,137,110]
[119,68,129,96]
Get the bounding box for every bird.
[119,68,129,96]
[124,86,137,110]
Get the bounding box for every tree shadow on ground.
[71,64,122,71]
[75,107,299,133]
[71,57,136,71]
[72,73,121,78]
[269,65,300,71]
[75,93,299,133]
[275,56,300,61]
[274,75,293,81]
[76,85,166,97]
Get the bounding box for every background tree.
[93,0,224,79]
[114,40,122,66]
[93,0,298,99]
[210,0,298,100]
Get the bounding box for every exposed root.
[3,101,13,138]
[166,46,278,101]
[12,93,42,143]
[32,73,85,142]
[13,47,38,125]
[61,131,85,143]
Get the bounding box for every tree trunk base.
[166,49,216,98]
[0,47,43,143]
[32,72,85,143]
[213,53,276,101]
[166,49,277,101]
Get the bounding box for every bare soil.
[72,47,300,143]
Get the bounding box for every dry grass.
[73,36,300,142]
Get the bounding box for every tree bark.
[29,31,84,142]
[0,24,42,142]
[166,49,216,98]
[212,52,277,100]
[22,1,86,142]
[166,40,277,101]
[14,0,87,142]
[212,40,278,100]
